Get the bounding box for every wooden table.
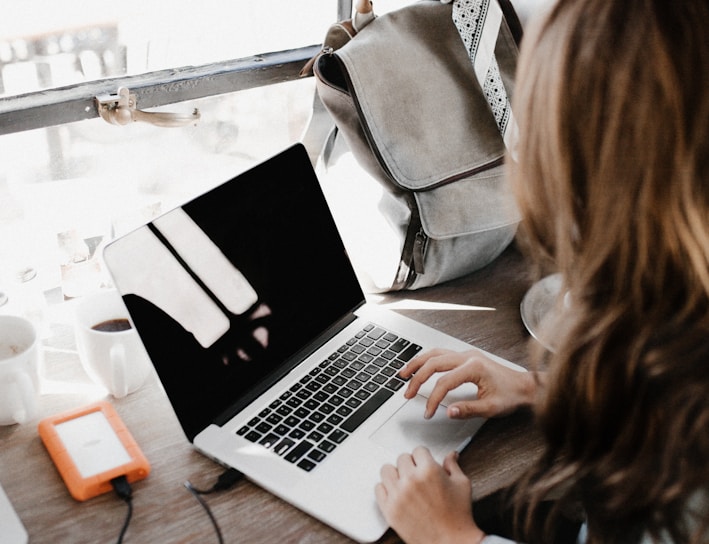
[0,245,544,543]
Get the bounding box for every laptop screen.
[104,144,365,440]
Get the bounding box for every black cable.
[111,475,133,544]
[184,468,244,544]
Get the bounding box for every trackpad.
[369,396,484,462]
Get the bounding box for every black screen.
[105,144,365,440]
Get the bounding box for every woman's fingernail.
[449,406,460,418]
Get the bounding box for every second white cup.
[74,290,152,398]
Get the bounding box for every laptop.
[103,143,524,542]
[0,483,27,544]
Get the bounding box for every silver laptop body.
[103,144,522,542]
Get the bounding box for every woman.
[375,1,709,543]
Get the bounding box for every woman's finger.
[400,348,452,378]
[403,349,467,399]
[423,361,483,418]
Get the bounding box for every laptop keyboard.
[236,323,422,472]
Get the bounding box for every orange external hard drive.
[38,401,150,501]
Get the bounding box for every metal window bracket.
[95,87,200,127]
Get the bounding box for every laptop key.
[317,422,334,434]
[385,377,406,391]
[308,449,327,462]
[299,420,316,431]
[338,386,354,398]
[323,383,338,394]
[266,413,282,425]
[381,367,396,377]
[284,416,300,427]
[384,332,400,343]
[255,422,272,434]
[329,429,348,444]
[389,337,409,352]
[284,440,314,463]
[314,391,329,403]
[274,424,290,435]
[366,346,383,357]
[296,390,312,402]
[306,381,322,392]
[358,353,374,364]
[286,397,302,408]
[359,337,374,347]
[398,343,422,362]
[298,459,317,472]
[355,389,372,401]
[363,382,379,393]
[372,374,388,385]
[327,413,344,425]
[341,389,394,433]
[260,433,279,448]
[308,431,325,442]
[336,405,353,417]
[372,357,388,367]
[274,438,296,456]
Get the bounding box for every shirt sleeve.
[481,536,518,544]
[480,521,588,544]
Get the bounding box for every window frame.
[0,0,353,136]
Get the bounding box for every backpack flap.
[334,1,508,190]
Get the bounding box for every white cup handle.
[109,343,130,398]
[8,372,37,424]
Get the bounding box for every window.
[0,0,411,312]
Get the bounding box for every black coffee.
[92,318,132,332]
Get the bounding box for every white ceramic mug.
[74,290,152,398]
[0,315,40,425]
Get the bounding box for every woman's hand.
[375,447,485,544]
[400,348,539,420]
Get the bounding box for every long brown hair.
[508,0,709,542]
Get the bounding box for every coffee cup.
[74,290,152,398]
[0,315,40,425]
